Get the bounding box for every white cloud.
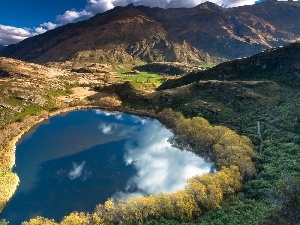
[0,24,32,45]
[85,0,116,14]
[0,22,58,46]
[40,22,58,30]
[56,9,92,24]
[34,27,47,34]
[114,120,212,198]
[68,161,86,180]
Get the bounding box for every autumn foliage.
[92,166,242,224]
[158,108,256,180]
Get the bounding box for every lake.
[0,109,212,224]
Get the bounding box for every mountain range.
[1,1,300,64]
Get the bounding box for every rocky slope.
[1,1,300,64]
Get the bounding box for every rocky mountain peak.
[125,3,135,8]
[197,1,225,11]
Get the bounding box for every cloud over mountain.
[1,0,299,46]
[1,0,260,46]
[0,25,32,46]
[56,0,258,25]
[0,22,59,46]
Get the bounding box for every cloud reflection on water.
[130,115,147,125]
[98,123,114,134]
[68,161,86,180]
[114,120,212,198]
[94,110,211,198]
[95,110,123,120]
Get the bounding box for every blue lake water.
[0,110,211,224]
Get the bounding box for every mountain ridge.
[1,1,300,64]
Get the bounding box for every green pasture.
[115,70,163,84]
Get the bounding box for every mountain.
[0,45,5,52]
[1,1,300,65]
[159,41,300,90]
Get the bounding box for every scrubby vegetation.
[0,170,19,213]
[158,109,256,180]
[21,213,104,225]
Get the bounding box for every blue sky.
[0,0,87,28]
[0,0,298,46]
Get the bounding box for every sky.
[0,0,299,46]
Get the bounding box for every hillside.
[1,1,300,64]
[109,41,300,224]
[159,41,300,90]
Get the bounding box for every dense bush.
[158,109,256,180]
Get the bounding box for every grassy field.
[115,70,163,84]
[192,62,216,68]
[114,70,164,92]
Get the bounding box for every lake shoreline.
[0,103,159,214]
[2,110,212,224]
[0,105,100,214]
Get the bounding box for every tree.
[60,212,89,225]
[21,217,58,225]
